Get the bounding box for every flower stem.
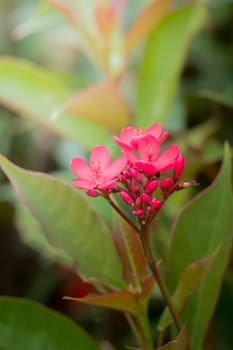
[125,311,153,350]
[125,313,144,348]
[140,230,182,333]
[136,311,154,350]
[105,194,140,234]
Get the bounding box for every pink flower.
[70,146,126,190]
[135,135,180,177]
[113,124,168,152]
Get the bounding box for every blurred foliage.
[0,0,232,349]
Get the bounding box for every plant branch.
[125,313,144,348]
[135,310,154,350]
[139,229,182,333]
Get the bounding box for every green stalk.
[140,231,182,333]
[125,313,144,348]
[135,310,154,350]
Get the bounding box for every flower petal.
[70,158,92,179]
[154,145,180,172]
[104,156,127,178]
[120,127,137,143]
[90,146,110,170]
[146,123,162,138]
[138,135,160,163]
[158,130,168,143]
[123,149,138,163]
[73,179,96,190]
[114,127,137,150]
[135,161,156,177]
[98,179,117,189]
[113,136,132,150]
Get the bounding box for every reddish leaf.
[60,82,130,131]
[125,0,173,53]
[64,289,141,314]
[157,327,188,349]
[95,4,117,37]
[141,275,155,302]
[48,0,78,25]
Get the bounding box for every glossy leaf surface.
[0,57,112,149]
[166,144,233,350]
[135,3,206,127]
[0,297,101,350]
[15,204,73,266]
[0,155,125,289]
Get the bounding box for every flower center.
[91,161,104,184]
[145,147,155,162]
[138,127,145,135]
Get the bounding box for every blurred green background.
[0,0,232,349]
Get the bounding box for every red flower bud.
[160,178,173,192]
[131,182,139,193]
[133,209,144,216]
[135,197,142,207]
[144,179,158,193]
[173,154,185,182]
[151,199,162,212]
[120,191,133,205]
[86,190,100,197]
[140,193,151,204]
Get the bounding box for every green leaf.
[158,251,218,332]
[15,204,73,267]
[135,2,206,127]
[0,56,112,150]
[198,89,233,109]
[184,118,220,149]
[0,154,125,289]
[166,143,233,350]
[156,327,188,350]
[0,297,101,350]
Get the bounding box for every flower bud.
[86,190,100,197]
[151,199,162,212]
[133,209,144,216]
[160,178,173,192]
[178,181,191,190]
[140,193,151,205]
[131,182,139,193]
[144,179,158,193]
[128,167,142,182]
[173,154,185,182]
[135,197,142,207]
[120,191,133,205]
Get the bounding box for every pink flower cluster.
[70,124,186,225]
